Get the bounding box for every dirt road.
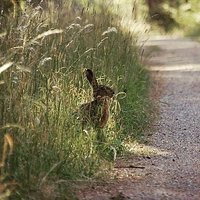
[77,37,200,200]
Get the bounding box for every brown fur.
[80,69,114,128]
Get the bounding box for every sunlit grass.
[124,142,170,156]
[0,1,151,199]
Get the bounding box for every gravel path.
[77,37,200,200]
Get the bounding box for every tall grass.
[0,1,150,199]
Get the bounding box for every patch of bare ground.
[76,36,200,200]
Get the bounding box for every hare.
[80,69,114,128]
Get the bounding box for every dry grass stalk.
[0,133,14,169]
[0,133,15,200]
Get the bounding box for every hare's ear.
[86,69,98,88]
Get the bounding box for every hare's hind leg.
[99,98,110,128]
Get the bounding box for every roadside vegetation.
[0,1,151,199]
[144,0,200,37]
[177,1,200,40]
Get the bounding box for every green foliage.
[0,2,151,199]
[145,0,180,32]
[143,0,200,34]
[175,1,200,38]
